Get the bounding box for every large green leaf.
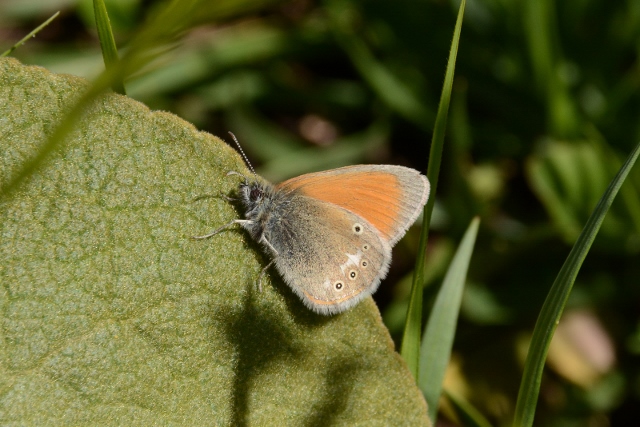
[0,57,429,426]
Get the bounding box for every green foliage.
[420,217,479,423]
[401,0,467,381]
[527,139,640,246]
[0,58,429,425]
[0,11,59,58]
[94,0,125,94]
[514,141,640,426]
[3,0,640,425]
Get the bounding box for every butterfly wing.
[276,165,429,246]
[265,194,392,315]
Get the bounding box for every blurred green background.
[3,0,640,425]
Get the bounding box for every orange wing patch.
[277,171,403,241]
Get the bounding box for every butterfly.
[195,135,429,315]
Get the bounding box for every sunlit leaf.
[0,57,430,426]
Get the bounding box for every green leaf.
[419,217,480,424]
[401,0,466,379]
[0,57,430,426]
[513,140,640,427]
[0,0,282,203]
[93,0,126,94]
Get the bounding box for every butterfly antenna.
[228,131,257,176]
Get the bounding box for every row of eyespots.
[357,224,370,270]
[332,223,373,291]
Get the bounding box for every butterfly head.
[239,178,261,203]
[238,177,277,220]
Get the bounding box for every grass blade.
[445,389,494,427]
[513,141,640,427]
[94,0,126,94]
[1,11,60,57]
[419,217,480,424]
[400,0,466,379]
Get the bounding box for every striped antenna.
[228,132,256,176]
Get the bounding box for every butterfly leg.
[259,235,279,257]
[256,259,276,292]
[220,171,248,200]
[255,235,279,292]
[192,220,253,239]
[226,171,247,179]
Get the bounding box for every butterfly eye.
[250,187,262,200]
[334,281,344,290]
[349,270,357,280]
[352,223,363,235]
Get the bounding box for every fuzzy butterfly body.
[224,164,430,315]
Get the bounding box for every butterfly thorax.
[238,180,292,246]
